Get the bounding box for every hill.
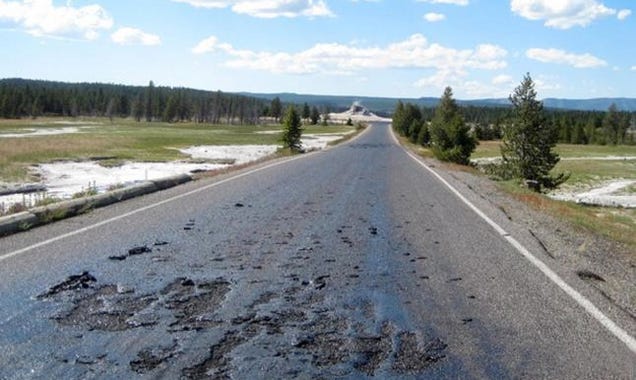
[243,92,636,113]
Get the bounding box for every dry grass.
[398,134,635,251]
[0,117,356,183]
[0,135,132,181]
[500,181,636,250]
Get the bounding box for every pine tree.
[429,87,475,165]
[310,106,320,125]
[270,97,282,122]
[603,103,621,145]
[281,107,303,152]
[302,102,311,121]
[502,73,567,191]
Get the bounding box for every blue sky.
[1,0,634,99]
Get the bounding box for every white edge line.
[389,125,636,354]
[0,127,371,264]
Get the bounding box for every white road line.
[390,126,636,354]
[0,127,371,264]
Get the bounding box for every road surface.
[0,123,634,379]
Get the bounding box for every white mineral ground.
[0,127,84,138]
[471,157,636,208]
[549,179,636,208]
[0,133,351,211]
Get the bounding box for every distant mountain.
[242,92,636,113]
[542,98,636,111]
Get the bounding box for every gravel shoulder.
[414,154,636,321]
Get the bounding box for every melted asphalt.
[0,123,634,379]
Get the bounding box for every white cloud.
[631,66,636,71]
[111,27,161,46]
[492,74,514,85]
[172,0,333,18]
[0,0,113,39]
[417,0,469,5]
[424,12,445,22]
[193,34,507,95]
[511,0,617,29]
[534,76,562,92]
[526,48,607,68]
[617,9,631,20]
[192,36,221,54]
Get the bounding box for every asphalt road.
[0,123,634,379]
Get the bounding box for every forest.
[2,78,635,145]
[396,101,635,146]
[0,78,271,124]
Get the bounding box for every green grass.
[472,140,636,184]
[473,140,636,159]
[554,159,636,184]
[0,117,354,182]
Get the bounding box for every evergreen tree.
[105,97,117,123]
[429,87,475,165]
[132,94,144,122]
[281,107,303,152]
[163,95,178,122]
[270,97,282,122]
[417,121,430,145]
[502,73,566,191]
[603,103,621,145]
[310,106,320,125]
[145,80,155,122]
[302,102,311,121]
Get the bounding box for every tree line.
[394,97,635,146]
[394,74,584,192]
[0,78,278,124]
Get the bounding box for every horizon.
[1,1,635,100]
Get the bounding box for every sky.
[0,0,635,100]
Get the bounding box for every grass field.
[0,117,354,182]
[471,140,635,250]
[472,140,636,183]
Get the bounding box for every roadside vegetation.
[281,107,303,153]
[428,87,476,165]
[393,73,635,250]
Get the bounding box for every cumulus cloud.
[192,34,508,94]
[617,9,631,20]
[0,0,113,39]
[424,12,445,22]
[111,27,161,46]
[171,0,333,18]
[417,0,469,5]
[492,74,514,85]
[511,0,618,29]
[526,48,607,68]
[192,36,222,54]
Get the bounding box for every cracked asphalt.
[0,123,634,379]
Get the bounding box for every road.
[0,123,634,379]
